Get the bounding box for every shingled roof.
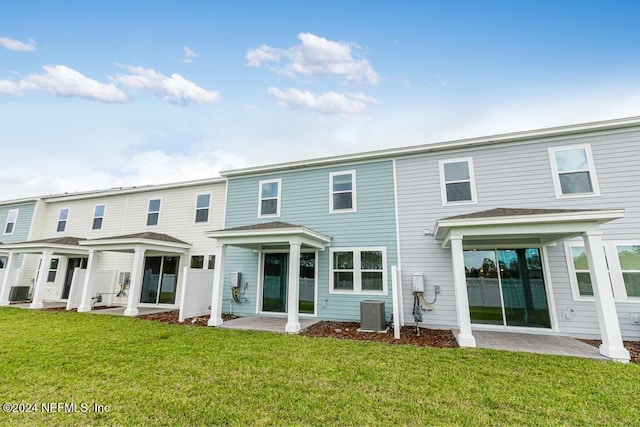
[441,207,605,221]
[87,232,188,245]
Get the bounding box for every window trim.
[548,144,600,199]
[329,247,387,295]
[47,258,59,283]
[146,198,162,227]
[194,193,212,224]
[4,208,19,235]
[258,179,282,218]
[57,208,70,233]
[438,157,478,206]
[91,204,106,231]
[329,170,357,213]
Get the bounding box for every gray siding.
[396,128,640,339]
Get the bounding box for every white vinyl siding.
[439,158,477,205]
[258,179,281,218]
[329,247,387,295]
[330,171,356,213]
[57,208,69,232]
[4,209,18,235]
[195,193,211,223]
[92,204,106,230]
[146,198,161,226]
[549,145,600,198]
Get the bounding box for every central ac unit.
[360,300,385,331]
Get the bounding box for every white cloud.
[1,65,129,102]
[112,65,221,104]
[247,33,380,85]
[267,87,378,117]
[0,36,36,52]
[183,46,199,63]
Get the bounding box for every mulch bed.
[137,310,237,326]
[580,339,640,364]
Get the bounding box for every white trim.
[257,179,282,218]
[57,207,70,233]
[91,203,106,231]
[146,197,162,227]
[329,247,388,295]
[3,208,19,235]
[329,170,357,213]
[194,192,212,224]
[438,157,478,205]
[548,144,600,199]
[540,245,560,333]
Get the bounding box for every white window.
[565,242,640,301]
[47,258,59,283]
[439,158,477,205]
[330,247,387,294]
[549,145,600,198]
[330,171,356,213]
[195,194,211,223]
[190,255,204,269]
[258,179,281,218]
[4,209,18,235]
[57,208,69,232]
[207,255,216,269]
[0,256,7,269]
[147,199,161,226]
[92,204,106,230]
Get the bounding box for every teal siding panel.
[0,202,36,244]
[223,161,398,322]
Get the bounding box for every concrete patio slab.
[219,316,319,334]
[88,306,175,316]
[11,301,67,309]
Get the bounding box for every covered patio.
[434,207,631,362]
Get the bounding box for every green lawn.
[0,308,638,426]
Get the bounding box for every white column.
[450,235,476,347]
[391,266,401,339]
[285,241,302,333]
[0,252,18,306]
[77,249,98,313]
[30,250,53,309]
[124,247,146,316]
[208,243,227,326]
[583,231,630,362]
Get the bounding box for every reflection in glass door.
[299,253,315,314]
[140,256,179,304]
[464,248,551,328]
[262,253,288,312]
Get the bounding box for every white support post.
[77,249,97,312]
[450,235,476,347]
[124,247,146,316]
[391,266,401,339]
[208,243,226,326]
[583,231,630,362]
[30,250,53,309]
[0,252,18,306]
[285,241,302,333]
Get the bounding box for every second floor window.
[4,209,18,235]
[57,208,69,232]
[147,199,161,226]
[439,158,477,204]
[195,194,211,223]
[92,204,105,230]
[259,179,281,217]
[549,145,600,197]
[330,171,356,213]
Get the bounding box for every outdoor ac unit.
[9,286,30,302]
[360,300,385,331]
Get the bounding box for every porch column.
[582,231,630,362]
[450,235,476,347]
[124,247,146,316]
[0,251,18,306]
[285,241,302,333]
[30,250,53,309]
[208,243,227,326]
[77,249,98,313]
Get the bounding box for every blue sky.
[2,0,640,199]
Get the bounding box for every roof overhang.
[434,208,625,247]
[79,236,190,254]
[206,223,331,251]
[0,242,89,255]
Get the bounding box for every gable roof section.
[206,221,331,250]
[79,232,190,253]
[0,236,88,255]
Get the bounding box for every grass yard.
[0,308,638,426]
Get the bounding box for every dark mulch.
[137,310,237,326]
[300,321,459,348]
[44,305,118,312]
[580,339,640,364]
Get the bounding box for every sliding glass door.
[140,256,179,305]
[464,248,551,328]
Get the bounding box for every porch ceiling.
[434,207,625,247]
[0,236,89,255]
[78,232,190,253]
[206,221,331,250]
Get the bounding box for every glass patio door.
[140,256,179,305]
[464,248,551,328]
[261,252,316,314]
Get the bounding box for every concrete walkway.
[87,306,174,316]
[219,316,319,333]
[473,330,609,360]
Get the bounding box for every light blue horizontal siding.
[0,202,36,244]
[223,160,398,322]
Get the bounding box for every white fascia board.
[206,227,331,248]
[1,243,89,255]
[79,238,191,251]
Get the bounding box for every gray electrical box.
[230,272,241,288]
[360,300,385,331]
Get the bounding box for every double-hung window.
[258,179,281,218]
[614,245,640,298]
[330,171,356,213]
[195,194,211,223]
[4,209,18,235]
[549,145,600,197]
[47,258,59,282]
[92,204,105,230]
[147,199,161,226]
[330,247,387,294]
[57,208,69,232]
[439,158,477,205]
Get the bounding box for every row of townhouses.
[1,116,639,362]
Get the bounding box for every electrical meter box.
[412,273,425,293]
[230,272,241,288]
